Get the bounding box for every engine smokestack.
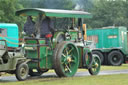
[74,3,84,11]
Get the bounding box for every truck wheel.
[29,69,44,76]
[108,51,124,66]
[54,41,79,77]
[88,55,101,75]
[15,63,29,81]
[92,51,104,64]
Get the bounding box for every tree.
[0,0,24,34]
[42,0,74,9]
[18,0,45,8]
[88,0,128,28]
[19,0,74,10]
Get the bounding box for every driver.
[35,15,54,43]
[40,16,54,38]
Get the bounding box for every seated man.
[39,16,54,43]
[23,16,35,37]
[40,16,54,38]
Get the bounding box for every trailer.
[87,26,128,66]
[0,23,19,48]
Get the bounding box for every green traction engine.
[16,8,101,77]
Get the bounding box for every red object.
[125,61,128,64]
[45,34,52,38]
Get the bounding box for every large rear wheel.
[54,41,79,77]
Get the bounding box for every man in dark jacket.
[38,16,54,44]
[24,16,35,37]
[40,16,54,38]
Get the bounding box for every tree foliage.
[88,0,128,28]
[18,0,45,8]
[43,0,74,9]
[0,0,25,33]
[19,0,74,9]
[1,0,128,31]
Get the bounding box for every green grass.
[2,64,128,76]
[101,64,128,71]
[0,64,128,85]
[44,64,128,73]
[77,64,128,72]
[1,74,128,85]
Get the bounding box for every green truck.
[87,26,128,66]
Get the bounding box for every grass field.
[1,74,128,85]
[79,64,128,72]
[44,64,128,73]
[0,64,128,85]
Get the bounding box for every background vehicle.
[0,40,29,81]
[0,23,19,47]
[87,26,128,66]
[15,8,101,77]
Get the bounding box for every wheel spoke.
[71,60,75,63]
[68,62,71,68]
[61,61,64,64]
[70,59,76,64]
[62,53,66,58]
[64,47,68,56]
[65,64,72,73]
[73,56,77,62]
[68,47,74,55]
[61,53,67,63]
[93,68,96,72]
[61,58,67,64]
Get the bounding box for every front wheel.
[88,55,101,75]
[15,63,29,81]
[92,51,104,64]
